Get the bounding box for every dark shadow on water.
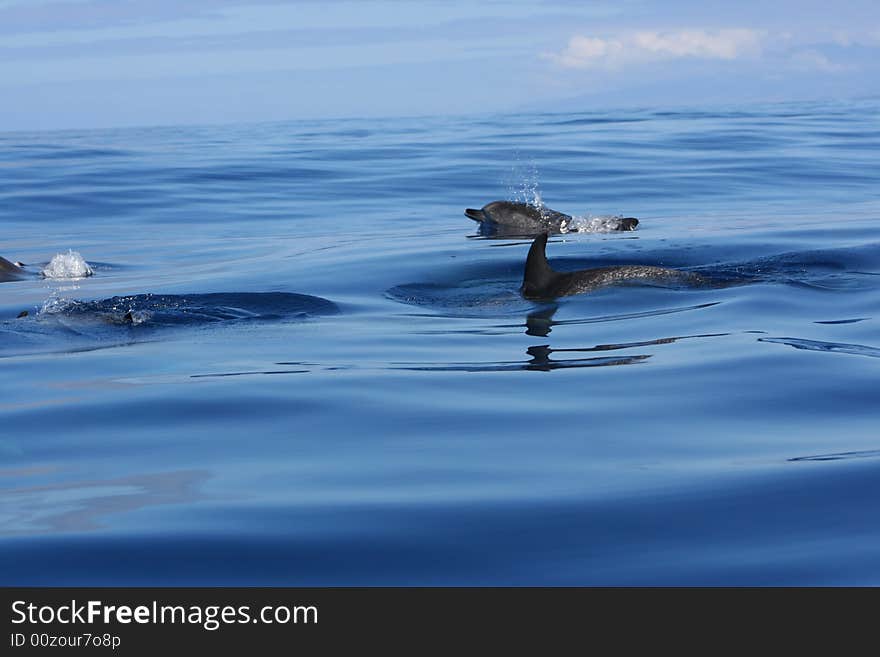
[525,306,557,337]
[814,318,869,324]
[392,352,651,373]
[407,301,723,338]
[523,302,722,337]
[189,362,354,378]
[534,333,728,354]
[191,369,309,378]
[391,333,726,373]
[759,337,880,358]
[790,449,880,462]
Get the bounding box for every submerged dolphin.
[520,233,704,300]
[47,292,340,327]
[0,257,25,282]
[465,201,638,235]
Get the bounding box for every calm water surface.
[1,100,879,585]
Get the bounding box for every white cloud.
[548,35,625,68]
[789,49,844,72]
[544,28,763,69]
[632,29,760,59]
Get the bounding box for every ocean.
[1,99,879,585]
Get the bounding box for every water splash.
[37,294,148,326]
[127,310,152,325]
[501,159,637,233]
[506,158,544,208]
[567,214,637,233]
[38,295,75,315]
[42,250,93,279]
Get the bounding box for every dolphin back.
[521,234,561,299]
[520,233,711,299]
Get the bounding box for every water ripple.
[758,337,880,358]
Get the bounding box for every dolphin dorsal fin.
[521,233,557,298]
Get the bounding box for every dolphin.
[0,257,25,282]
[47,292,340,327]
[520,233,705,300]
[465,201,638,235]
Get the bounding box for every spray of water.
[502,159,636,233]
[504,156,544,208]
[567,214,635,233]
[42,250,93,279]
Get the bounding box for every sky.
[1,0,879,131]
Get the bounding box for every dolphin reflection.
[391,332,727,373]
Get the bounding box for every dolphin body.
[47,292,340,327]
[520,233,704,300]
[465,201,638,236]
[0,257,25,282]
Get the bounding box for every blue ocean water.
[1,100,879,585]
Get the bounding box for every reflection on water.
[531,332,728,355]
[813,318,869,325]
[392,333,727,373]
[191,369,309,378]
[525,306,557,336]
[790,449,880,462]
[759,337,880,358]
[1,470,209,535]
[393,351,651,373]
[523,302,726,337]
